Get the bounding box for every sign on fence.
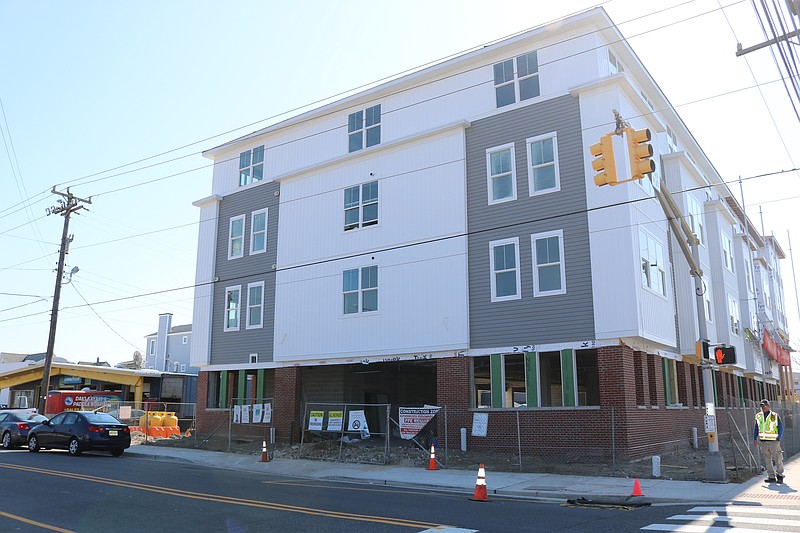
[398,406,440,439]
[233,401,272,424]
[327,410,343,431]
[308,411,324,431]
[472,411,488,437]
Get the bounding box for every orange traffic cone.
[631,478,644,497]
[425,444,439,470]
[469,464,490,501]
[260,440,269,463]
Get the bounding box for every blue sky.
[1,0,799,366]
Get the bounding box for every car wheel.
[1,432,11,449]
[28,435,40,452]
[68,437,82,456]
[110,448,124,457]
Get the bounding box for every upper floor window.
[666,126,678,153]
[640,229,666,296]
[702,275,713,322]
[687,195,705,245]
[745,257,754,293]
[239,145,264,187]
[148,339,155,355]
[250,208,268,255]
[608,50,624,74]
[228,215,245,260]
[493,51,539,108]
[224,286,241,331]
[532,230,565,296]
[182,336,188,345]
[490,237,521,302]
[348,104,381,152]
[722,234,735,273]
[344,181,378,231]
[246,281,264,329]
[486,143,516,204]
[728,295,740,336]
[343,266,378,315]
[527,133,559,195]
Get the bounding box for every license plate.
[109,430,118,436]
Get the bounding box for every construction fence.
[96,401,196,444]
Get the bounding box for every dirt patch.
[135,430,764,483]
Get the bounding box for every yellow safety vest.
[756,411,779,440]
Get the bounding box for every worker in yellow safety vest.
[753,398,784,483]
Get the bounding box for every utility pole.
[38,187,91,414]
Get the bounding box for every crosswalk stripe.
[689,506,800,517]
[418,528,478,533]
[642,525,793,532]
[669,513,800,527]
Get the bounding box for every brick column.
[597,345,638,408]
[633,351,649,406]
[436,356,470,450]
[676,361,690,406]
[647,354,665,407]
[274,367,302,444]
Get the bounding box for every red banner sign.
[762,328,790,366]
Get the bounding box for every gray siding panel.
[210,182,279,365]
[466,95,595,348]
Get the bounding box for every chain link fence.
[96,401,196,444]
[299,403,391,464]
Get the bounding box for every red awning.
[762,328,790,366]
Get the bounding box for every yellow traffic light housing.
[625,127,655,181]
[590,133,617,186]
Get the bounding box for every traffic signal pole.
[37,188,91,414]
[654,183,727,482]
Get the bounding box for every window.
[745,258,754,293]
[527,133,559,195]
[486,143,516,204]
[538,351,563,407]
[703,275,713,322]
[148,339,155,355]
[728,295,740,336]
[473,356,492,408]
[489,238,521,302]
[608,50,624,74]
[576,350,599,406]
[493,50,539,107]
[666,126,678,153]
[348,104,381,152]
[182,336,188,345]
[344,181,378,231]
[250,208,268,255]
[180,363,187,373]
[662,358,679,406]
[246,281,264,329]
[531,230,565,296]
[687,195,704,245]
[228,215,245,260]
[722,234,735,273]
[239,145,264,187]
[503,354,526,407]
[224,286,241,331]
[640,229,666,296]
[343,266,378,314]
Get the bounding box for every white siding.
[190,199,219,367]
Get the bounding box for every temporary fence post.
[611,406,616,477]
[444,404,448,468]
[228,398,233,453]
[516,409,522,472]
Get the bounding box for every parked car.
[0,412,48,449]
[27,411,131,456]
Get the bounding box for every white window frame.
[148,339,155,355]
[722,233,735,273]
[492,50,540,108]
[224,285,242,332]
[342,266,378,315]
[486,143,517,205]
[526,132,560,196]
[228,214,245,260]
[238,145,264,187]
[728,295,740,337]
[489,237,521,302]
[182,336,188,345]
[348,104,381,152]
[702,275,713,323]
[246,281,265,330]
[180,363,187,373]
[687,195,705,245]
[250,208,268,255]
[344,181,378,231]
[639,229,667,297]
[531,230,566,296]
[608,49,624,74]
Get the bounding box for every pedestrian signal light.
[713,345,736,365]
[590,133,618,186]
[625,127,655,181]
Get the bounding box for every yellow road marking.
[0,463,447,529]
[0,510,76,533]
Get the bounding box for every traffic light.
[712,345,736,365]
[625,127,655,181]
[590,133,617,186]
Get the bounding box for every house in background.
[143,313,196,374]
[189,7,793,460]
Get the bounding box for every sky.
[1,0,799,368]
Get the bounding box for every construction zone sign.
[398,406,440,440]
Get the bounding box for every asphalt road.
[2,448,794,532]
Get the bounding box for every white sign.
[704,415,717,433]
[308,411,324,431]
[472,412,488,437]
[242,404,251,424]
[233,405,241,424]
[327,411,343,432]
[348,410,368,432]
[263,403,272,424]
[398,406,440,440]
[252,403,263,424]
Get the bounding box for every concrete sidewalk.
[126,443,800,506]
